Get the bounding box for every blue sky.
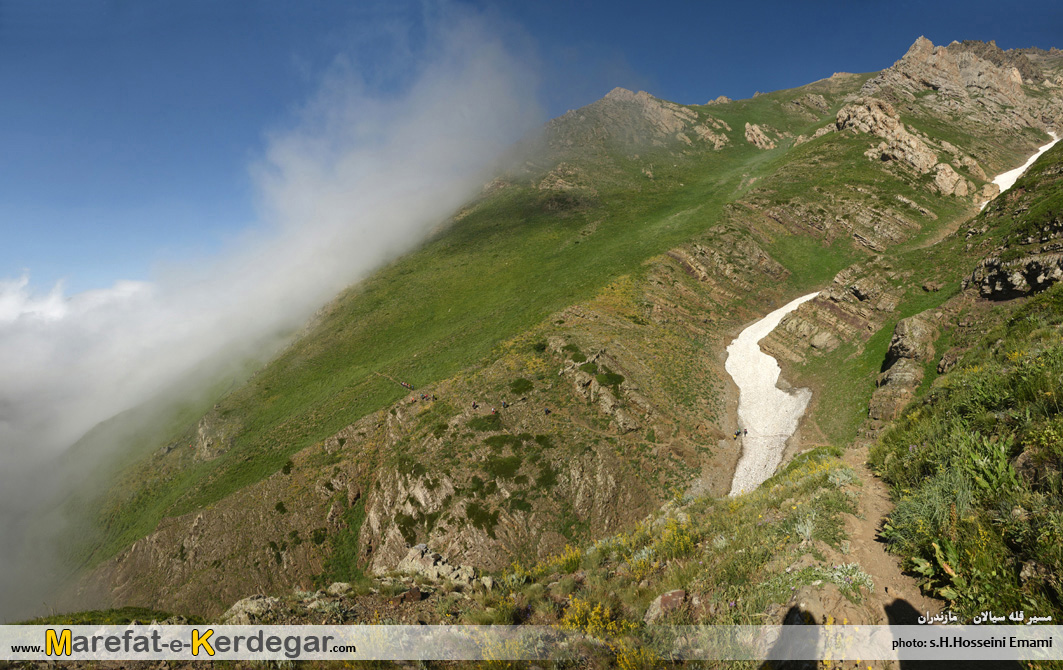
[2,0,1062,293]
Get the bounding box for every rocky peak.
[946,39,1042,84]
[545,87,731,152]
[866,36,1032,106]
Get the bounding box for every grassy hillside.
[869,144,1063,620]
[69,80,875,570]
[51,40,1063,625]
[872,284,1063,618]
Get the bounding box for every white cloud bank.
[0,7,542,620]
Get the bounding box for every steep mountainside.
[43,37,1063,622]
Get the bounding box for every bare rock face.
[194,410,241,462]
[837,99,939,174]
[868,315,938,425]
[561,349,647,432]
[693,122,730,150]
[870,37,1027,105]
[932,163,969,197]
[874,135,939,174]
[836,98,902,136]
[960,155,988,181]
[860,37,1062,136]
[602,87,695,136]
[538,163,597,194]
[966,253,1063,299]
[744,122,777,150]
[394,544,476,585]
[979,183,1002,207]
[888,315,937,366]
[363,469,459,573]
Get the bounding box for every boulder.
[573,371,594,399]
[886,315,937,364]
[809,331,839,351]
[220,595,279,625]
[937,348,962,374]
[644,589,686,624]
[327,582,352,596]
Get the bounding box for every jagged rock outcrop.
[836,98,903,137]
[866,37,1028,106]
[193,409,240,462]
[836,98,939,174]
[744,122,777,150]
[861,37,1063,134]
[693,121,731,149]
[564,349,645,433]
[868,315,938,427]
[966,253,1063,299]
[394,544,476,584]
[932,163,971,197]
[763,260,910,364]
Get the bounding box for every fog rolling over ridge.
[0,11,542,621]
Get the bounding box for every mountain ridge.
[27,37,1063,632]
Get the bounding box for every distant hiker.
[472,401,479,409]
[544,408,552,415]
[432,394,437,401]
[502,400,508,408]
[491,407,497,415]
[743,428,748,436]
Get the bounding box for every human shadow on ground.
[758,605,819,670]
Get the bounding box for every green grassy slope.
[869,145,1063,620]
[69,83,873,569]
[66,54,1061,586]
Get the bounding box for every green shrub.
[534,434,554,448]
[596,372,625,388]
[484,434,522,450]
[21,607,205,626]
[466,502,499,538]
[322,499,367,584]
[274,501,287,514]
[508,497,532,513]
[536,462,558,488]
[486,455,522,479]
[468,415,502,432]
[510,377,534,394]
